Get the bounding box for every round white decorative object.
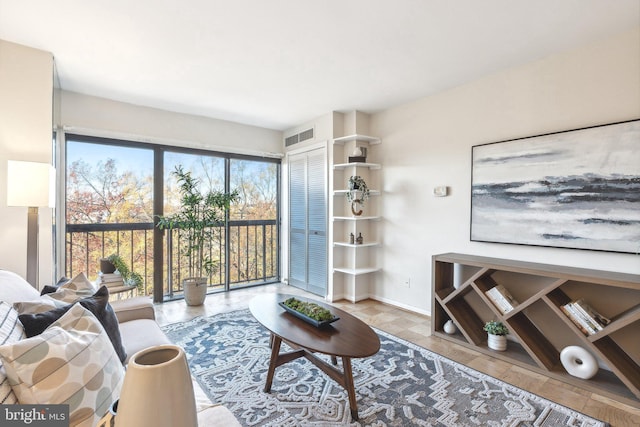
[443,320,457,334]
[487,333,507,351]
[352,146,363,156]
[560,346,599,379]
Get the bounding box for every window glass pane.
[66,140,153,224]
[65,139,154,294]
[164,152,225,216]
[228,159,278,288]
[230,159,278,220]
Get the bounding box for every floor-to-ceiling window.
[64,134,280,302]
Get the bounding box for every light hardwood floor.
[154,283,640,427]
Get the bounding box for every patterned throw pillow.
[43,272,98,303]
[18,286,127,363]
[0,304,125,426]
[0,301,25,404]
[13,272,98,314]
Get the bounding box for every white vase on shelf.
[443,320,457,335]
[453,263,464,289]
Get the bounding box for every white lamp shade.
[116,345,197,427]
[7,160,55,208]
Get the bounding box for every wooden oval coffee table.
[250,293,380,421]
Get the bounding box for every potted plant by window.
[346,175,370,216]
[156,165,238,306]
[100,254,144,293]
[484,320,509,351]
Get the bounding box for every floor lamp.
[6,160,55,288]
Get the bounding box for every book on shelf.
[100,273,123,282]
[485,288,511,314]
[560,299,608,336]
[562,303,597,335]
[485,285,518,314]
[98,272,125,288]
[574,298,610,326]
[559,304,591,336]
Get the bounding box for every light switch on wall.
[433,186,448,197]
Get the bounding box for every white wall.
[0,40,54,288]
[59,91,282,156]
[370,27,640,315]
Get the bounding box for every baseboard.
[368,295,431,317]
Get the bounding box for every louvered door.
[288,148,327,296]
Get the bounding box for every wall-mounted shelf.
[432,253,640,408]
[332,134,381,145]
[334,162,381,170]
[333,216,380,221]
[334,241,380,248]
[333,189,380,196]
[334,266,381,275]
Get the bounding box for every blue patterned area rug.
[162,309,608,427]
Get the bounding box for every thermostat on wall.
[433,186,448,197]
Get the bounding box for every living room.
[1,1,639,426]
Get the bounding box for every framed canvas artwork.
[471,119,640,254]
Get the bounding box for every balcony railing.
[65,219,279,300]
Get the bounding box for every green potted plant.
[102,254,144,293]
[156,165,238,306]
[484,320,509,351]
[346,175,370,216]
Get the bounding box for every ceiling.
[1,1,638,131]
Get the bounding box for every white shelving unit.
[330,134,382,302]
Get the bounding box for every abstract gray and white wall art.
[471,120,640,254]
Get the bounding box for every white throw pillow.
[0,304,124,426]
[0,270,40,304]
[0,301,25,404]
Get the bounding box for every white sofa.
[0,270,240,427]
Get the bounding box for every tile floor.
[154,283,640,426]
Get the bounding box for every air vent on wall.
[285,127,314,147]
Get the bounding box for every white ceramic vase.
[443,320,457,334]
[487,333,507,351]
[117,345,197,427]
[453,263,464,289]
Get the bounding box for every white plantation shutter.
[306,149,327,295]
[289,156,307,284]
[288,148,326,295]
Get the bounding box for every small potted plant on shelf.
[156,165,238,306]
[101,254,144,293]
[484,320,509,351]
[346,175,370,216]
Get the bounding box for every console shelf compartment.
[432,253,640,408]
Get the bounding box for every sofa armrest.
[111,296,155,323]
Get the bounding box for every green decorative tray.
[278,302,339,327]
